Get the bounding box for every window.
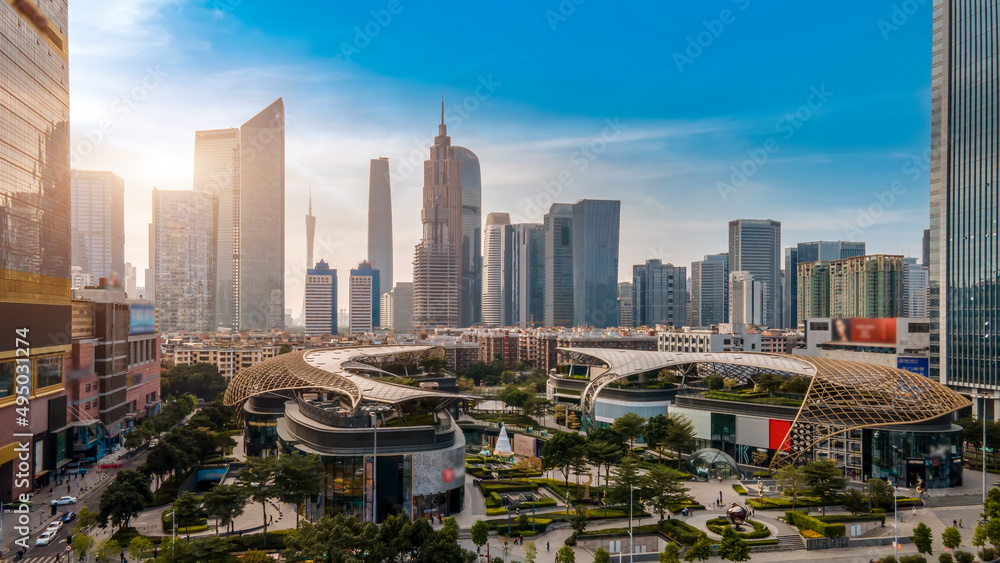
[810,322,829,331]
[909,323,930,333]
[0,361,14,398]
[85,383,91,392]
[36,356,62,389]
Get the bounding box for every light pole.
[362,403,392,524]
[893,484,898,556]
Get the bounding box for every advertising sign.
[130,303,155,334]
[829,318,896,344]
[897,356,930,378]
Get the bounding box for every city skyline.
[69,1,934,313]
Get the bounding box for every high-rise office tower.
[239,99,285,331]
[454,146,482,327]
[71,170,125,284]
[728,219,781,327]
[193,127,240,330]
[784,241,866,329]
[729,271,765,325]
[367,157,393,295]
[194,99,285,332]
[349,261,380,334]
[618,282,634,328]
[903,257,929,318]
[413,104,462,328]
[152,189,218,332]
[390,282,414,332]
[124,262,137,297]
[503,223,545,327]
[544,203,575,326]
[304,188,316,320]
[305,260,337,336]
[572,200,621,328]
[0,0,70,503]
[632,259,686,328]
[482,212,510,326]
[691,253,729,327]
[922,229,930,268]
[797,255,904,322]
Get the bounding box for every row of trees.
[160,363,229,402]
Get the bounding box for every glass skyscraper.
[544,203,575,326]
[481,212,509,326]
[632,259,686,328]
[454,146,482,327]
[367,157,393,296]
[691,253,729,327]
[930,0,1000,399]
[71,170,125,284]
[784,241,866,329]
[728,219,781,327]
[503,222,545,327]
[572,200,621,328]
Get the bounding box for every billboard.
[897,356,930,378]
[829,318,896,344]
[130,303,156,334]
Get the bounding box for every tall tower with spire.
[367,158,393,296]
[413,100,463,327]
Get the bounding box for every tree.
[660,543,682,563]
[722,378,738,390]
[542,431,587,495]
[594,547,611,563]
[984,518,1000,550]
[643,465,690,521]
[717,527,751,562]
[498,385,530,413]
[657,368,678,385]
[911,522,933,556]
[684,537,713,562]
[703,374,724,390]
[98,470,152,532]
[171,492,204,528]
[609,456,645,516]
[76,506,99,531]
[274,451,323,527]
[942,526,962,551]
[160,362,229,402]
[662,415,697,468]
[587,438,624,488]
[555,545,576,563]
[642,414,670,453]
[471,519,489,552]
[868,478,894,510]
[612,412,646,451]
[839,487,869,515]
[984,486,1000,519]
[239,551,275,563]
[780,376,811,394]
[128,535,154,562]
[570,505,589,535]
[72,532,95,561]
[774,465,808,511]
[803,460,846,515]
[238,455,280,539]
[523,395,554,422]
[202,483,249,534]
[95,538,121,563]
[279,343,292,354]
[524,541,537,563]
[419,355,448,373]
[972,525,987,551]
[757,372,783,396]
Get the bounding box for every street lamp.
[971,392,990,504]
[362,402,392,524]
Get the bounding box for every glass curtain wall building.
[572,200,621,328]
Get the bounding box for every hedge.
[747,496,822,509]
[817,513,885,525]
[658,519,703,546]
[667,500,705,514]
[705,517,771,539]
[732,484,748,495]
[785,511,845,538]
[478,481,538,495]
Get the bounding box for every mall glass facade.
[870,425,963,489]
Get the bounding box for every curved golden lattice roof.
[223,345,469,408]
[558,348,970,469]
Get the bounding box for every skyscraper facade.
[482,212,510,326]
[903,257,929,318]
[728,219,781,327]
[71,170,125,284]
[784,241,867,329]
[367,157,393,295]
[0,0,71,502]
[797,255,904,322]
[632,259,686,328]
[572,200,621,328]
[193,127,240,330]
[390,282,414,332]
[930,0,999,397]
[152,189,218,332]
[304,189,316,321]
[305,260,337,336]
[618,282,634,328]
[349,261,380,334]
[503,223,545,327]
[691,253,729,327]
[413,106,462,328]
[729,271,765,325]
[239,98,285,331]
[544,203,574,326]
[454,146,482,327]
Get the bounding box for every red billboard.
[829,318,896,344]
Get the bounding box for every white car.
[36,530,57,545]
[46,520,63,533]
[50,496,77,506]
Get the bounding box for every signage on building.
[130,303,156,334]
[829,318,897,344]
[897,356,930,378]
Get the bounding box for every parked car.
[45,520,63,533]
[60,511,77,523]
[50,496,77,506]
[36,530,57,545]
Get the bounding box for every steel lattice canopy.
[223,345,474,408]
[557,347,971,469]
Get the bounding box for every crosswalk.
[18,557,65,563]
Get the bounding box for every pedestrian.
[546,541,550,552]
[912,506,916,516]
[154,547,158,558]
[960,518,964,528]
[519,534,523,544]
[954,518,958,527]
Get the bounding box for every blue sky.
[69,0,933,313]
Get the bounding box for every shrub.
[705,517,770,539]
[898,556,927,563]
[980,547,997,562]
[657,519,703,546]
[784,511,845,538]
[229,530,294,551]
[953,551,974,563]
[938,553,953,563]
[878,557,897,563]
[732,484,748,495]
[801,530,822,538]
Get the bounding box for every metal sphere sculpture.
[726,503,749,531]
